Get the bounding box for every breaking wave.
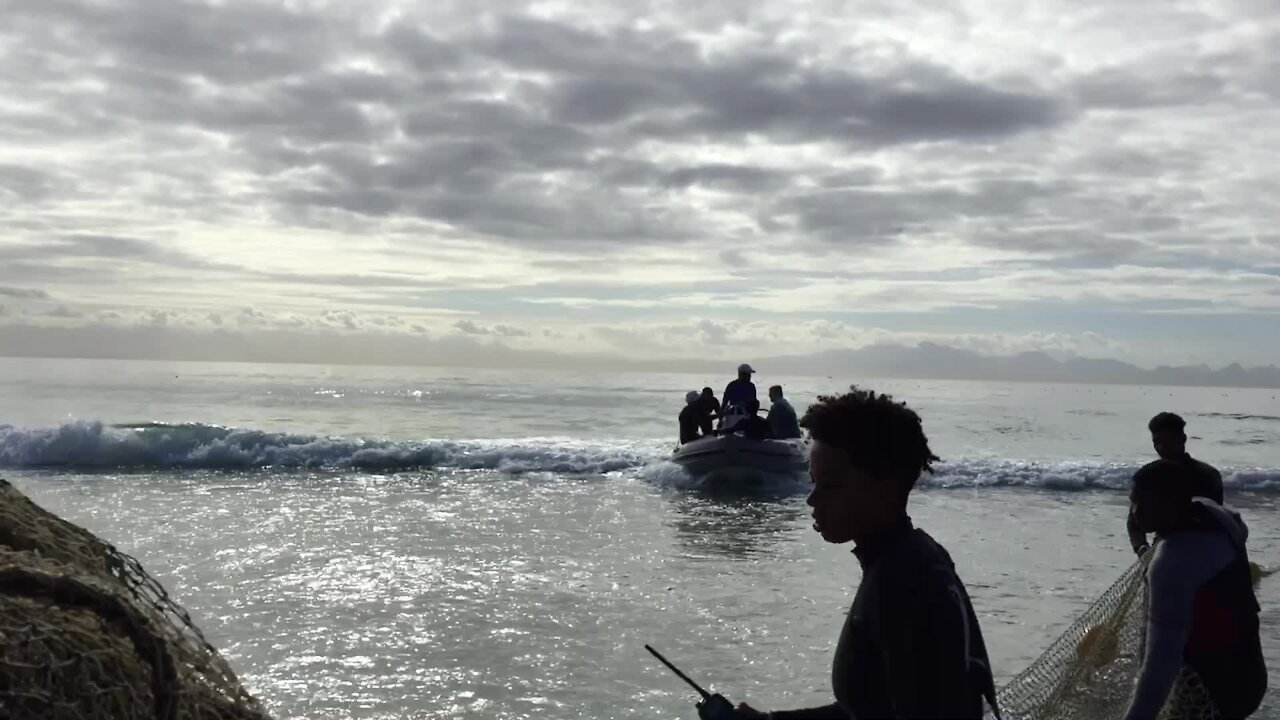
[0,420,659,474]
[1,420,1278,492]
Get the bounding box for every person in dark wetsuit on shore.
[1124,459,1266,720]
[1128,412,1224,556]
[736,387,1000,720]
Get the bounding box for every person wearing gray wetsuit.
[1124,459,1266,720]
[735,388,1000,720]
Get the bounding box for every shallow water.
[3,358,1279,719]
[7,473,1280,720]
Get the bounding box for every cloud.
[0,0,1068,251]
[0,0,1277,368]
[454,319,530,337]
[0,286,50,300]
[48,305,84,319]
[0,164,69,202]
[0,235,241,280]
[586,316,1135,363]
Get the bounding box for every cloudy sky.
[1,0,1277,369]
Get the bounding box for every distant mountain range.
[2,322,1277,389]
[758,342,1280,389]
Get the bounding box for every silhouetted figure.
[767,385,802,439]
[722,363,757,411]
[725,399,773,440]
[735,387,999,719]
[1123,460,1265,720]
[1127,412,1224,555]
[678,390,703,444]
[694,387,721,436]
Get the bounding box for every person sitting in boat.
[678,391,704,444]
[694,387,721,436]
[720,399,774,440]
[767,385,802,439]
[722,363,757,411]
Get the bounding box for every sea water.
[0,357,1277,719]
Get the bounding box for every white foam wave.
[2,421,1278,492]
[926,457,1280,493]
[0,421,661,474]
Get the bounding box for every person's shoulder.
[879,529,958,590]
[1187,455,1221,477]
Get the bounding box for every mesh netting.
[0,478,272,720]
[989,552,1220,720]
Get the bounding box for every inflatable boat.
[671,433,809,476]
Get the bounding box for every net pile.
[0,478,272,720]
[990,552,1218,720]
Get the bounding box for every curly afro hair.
[800,385,940,489]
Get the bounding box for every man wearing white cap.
[723,363,758,411]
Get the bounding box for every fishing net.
[0,478,272,720]
[990,551,1220,720]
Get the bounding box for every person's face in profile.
[807,441,895,544]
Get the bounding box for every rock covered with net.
[989,552,1219,720]
[0,478,272,720]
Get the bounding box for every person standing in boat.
[694,387,722,436]
[723,363,757,411]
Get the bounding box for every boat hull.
[671,435,809,476]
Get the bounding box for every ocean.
[1,356,1277,719]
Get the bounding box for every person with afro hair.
[736,387,1000,720]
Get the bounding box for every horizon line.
[2,351,1279,392]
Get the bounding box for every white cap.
[738,363,755,374]
[685,390,700,404]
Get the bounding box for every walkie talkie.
[644,644,741,720]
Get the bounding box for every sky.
[1,0,1278,370]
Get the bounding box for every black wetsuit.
[723,378,757,409]
[1128,453,1224,554]
[726,415,773,441]
[679,405,702,444]
[772,517,999,720]
[694,395,721,436]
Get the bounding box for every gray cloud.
[0,235,240,274]
[1073,67,1228,110]
[766,179,1073,245]
[0,164,69,202]
[454,319,530,337]
[46,304,84,319]
[0,0,1073,250]
[0,286,50,300]
[0,0,1278,369]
